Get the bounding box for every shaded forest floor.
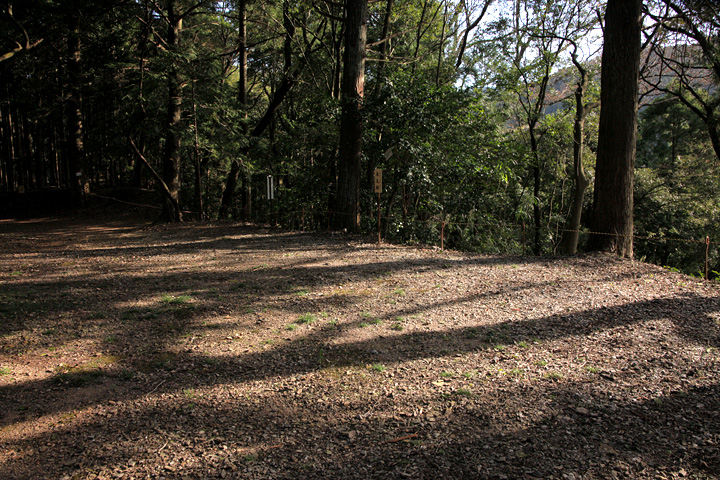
[1,214,719,479]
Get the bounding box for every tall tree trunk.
[436,1,447,86]
[191,81,204,220]
[561,53,597,255]
[219,0,249,220]
[587,0,642,257]
[161,0,183,222]
[239,0,251,221]
[66,12,88,203]
[132,0,152,188]
[333,0,367,232]
[530,123,541,255]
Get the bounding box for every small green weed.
[544,371,562,380]
[161,294,193,304]
[390,323,404,331]
[359,322,369,328]
[393,288,406,296]
[453,388,473,397]
[286,324,298,331]
[516,341,530,349]
[440,371,453,378]
[584,365,599,373]
[371,363,386,373]
[0,366,11,376]
[296,313,317,324]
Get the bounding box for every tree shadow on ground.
[1,218,719,479]
[2,372,718,479]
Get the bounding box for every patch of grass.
[516,341,530,349]
[440,371,454,378]
[508,368,524,377]
[393,288,406,296]
[453,388,473,397]
[584,365,599,373]
[286,324,298,331]
[390,323,404,331]
[371,363,386,373]
[0,366,11,376]
[493,344,506,351]
[103,335,118,344]
[294,288,310,296]
[359,322,369,328]
[544,371,563,380]
[296,313,317,324]
[369,318,382,325]
[462,371,477,379]
[161,295,193,305]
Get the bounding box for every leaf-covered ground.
[1,215,719,479]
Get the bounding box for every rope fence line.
[88,193,196,216]
[292,208,718,280]
[292,208,720,247]
[86,194,717,279]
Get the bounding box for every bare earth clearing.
[1,215,719,479]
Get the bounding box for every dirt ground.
[1,214,719,479]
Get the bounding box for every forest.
[1,0,719,275]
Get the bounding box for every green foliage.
[635,97,720,275]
